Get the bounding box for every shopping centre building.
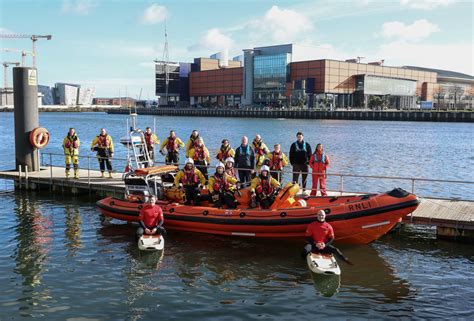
[156,43,473,109]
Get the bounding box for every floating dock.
[1,166,472,242]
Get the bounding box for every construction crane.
[2,61,20,106]
[1,48,35,66]
[3,61,20,88]
[0,34,52,67]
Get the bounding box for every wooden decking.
[0,166,125,195]
[1,166,473,241]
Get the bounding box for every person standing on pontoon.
[143,127,160,163]
[159,130,185,165]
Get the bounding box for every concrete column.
[13,67,40,171]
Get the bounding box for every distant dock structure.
[108,107,474,123]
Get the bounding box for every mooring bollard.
[13,67,40,172]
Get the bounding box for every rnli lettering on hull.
[348,202,372,212]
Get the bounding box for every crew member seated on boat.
[174,158,206,206]
[189,137,211,180]
[160,130,185,165]
[225,157,237,179]
[302,210,351,264]
[185,130,203,158]
[136,196,166,239]
[91,128,114,178]
[208,162,238,209]
[143,127,160,163]
[216,139,235,162]
[250,165,281,209]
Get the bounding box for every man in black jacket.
[289,132,312,191]
[234,136,255,183]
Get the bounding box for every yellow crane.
[0,34,52,67]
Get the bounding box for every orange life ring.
[29,127,50,149]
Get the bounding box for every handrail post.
[49,153,53,186]
[340,175,344,196]
[411,179,415,194]
[18,165,22,188]
[25,165,28,188]
[88,156,91,185]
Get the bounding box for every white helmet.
[225,157,234,164]
[185,158,194,165]
[260,165,270,173]
[215,162,225,170]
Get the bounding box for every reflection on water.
[311,273,340,297]
[0,191,473,320]
[64,205,82,256]
[12,192,54,317]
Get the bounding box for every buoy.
[29,127,50,149]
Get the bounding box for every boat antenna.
[163,20,169,106]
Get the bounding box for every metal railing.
[38,152,474,201]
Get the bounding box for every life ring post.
[13,67,40,171]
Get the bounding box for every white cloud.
[400,0,455,10]
[376,42,473,75]
[249,5,313,43]
[61,0,97,15]
[142,4,168,25]
[380,19,440,42]
[189,28,234,52]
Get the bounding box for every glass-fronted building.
[252,53,290,106]
[185,43,472,109]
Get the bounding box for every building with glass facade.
[182,43,472,109]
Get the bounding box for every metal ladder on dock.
[128,130,153,169]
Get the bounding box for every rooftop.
[402,66,473,80]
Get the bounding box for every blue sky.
[1,0,472,98]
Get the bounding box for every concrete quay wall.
[107,108,474,123]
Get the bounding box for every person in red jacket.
[302,210,351,264]
[136,196,166,238]
[309,143,330,196]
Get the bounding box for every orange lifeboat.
[97,187,420,245]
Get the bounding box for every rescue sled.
[307,252,341,275]
[96,165,420,245]
[138,234,165,251]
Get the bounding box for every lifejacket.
[294,141,307,152]
[255,177,273,196]
[189,135,199,148]
[167,136,178,152]
[269,151,283,170]
[98,135,110,148]
[218,146,231,161]
[213,174,230,192]
[252,140,265,156]
[181,169,198,185]
[225,167,237,178]
[312,152,326,164]
[193,145,206,161]
[65,135,79,149]
[144,133,153,148]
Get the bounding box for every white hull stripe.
[362,220,391,229]
[231,232,256,236]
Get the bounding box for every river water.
[0,112,473,320]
